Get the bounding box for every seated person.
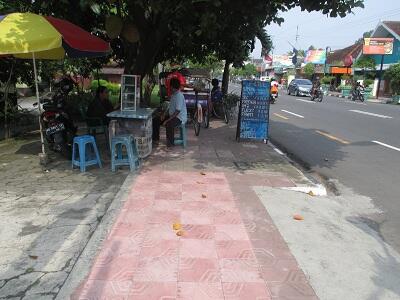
[87,86,114,126]
[166,70,186,97]
[211,78,223,102]
[163,78,187,147]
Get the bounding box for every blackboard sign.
[236,80,270,142]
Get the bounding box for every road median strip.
[316,130,350,145]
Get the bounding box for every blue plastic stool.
[72,135,102,172]
[111,135,140,172]
[174,123,187,148]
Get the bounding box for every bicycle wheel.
[223,103,229,124]
[193,111,201,136]
[203,108,210,128]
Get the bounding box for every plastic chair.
[111,135,140,172]
[72,135,102,172]
[174,123,187,148]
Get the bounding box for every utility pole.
[295,26,299,46]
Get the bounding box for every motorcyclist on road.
[352,81,365,99]
[311,76,321,97]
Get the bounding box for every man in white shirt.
[163,78,187,147]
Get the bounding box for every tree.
[308,45,316,51]
[353,56,376,70]
[303,63,315,79]
[187,54,224,76]
[384,63,400,95]
[232,64,258,77]
[3,0,365,103]
[355,30,373,44]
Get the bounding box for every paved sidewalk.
[68,121,318,300]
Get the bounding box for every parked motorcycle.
[311,87,323,102]
[35,78,77,157]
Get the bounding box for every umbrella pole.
[32,52,46,156]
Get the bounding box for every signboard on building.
[304,50,327,64]
[363,38,394,55]
[236,80,270,142]
[272,55,293,67]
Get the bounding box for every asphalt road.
[229,83,400,253]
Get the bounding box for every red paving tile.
[73,170,316,300]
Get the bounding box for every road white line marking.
[281,110,304,118]
[349,109,392,119]
[296,98,314,103]
[372,140,400,152]
[273,113,289,120]
[316,130,350,145]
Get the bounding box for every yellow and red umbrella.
[0,13,110,156]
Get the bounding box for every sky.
[252,0,400,57]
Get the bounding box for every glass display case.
[120,75,141,111]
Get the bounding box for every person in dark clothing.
[87,86,114,125]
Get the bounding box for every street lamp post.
[324,46,331,76]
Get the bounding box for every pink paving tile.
[134,256,178,282]
[72,279,133,300]
[140,239,179,258]
[211,201,238,212]
[213,211,242,224]
[128,282,177,300]
[180,239,218,259]
[143,224,177,242]
[147,210,180,224]
[205,190,234,202]
[223,282,271,300]
[220,259,263,283]
[215,225,249,241]
[182,190,208,202]
[88,255,139,281]
[177,282,224,300]
[154,190,182,201]
[116,210,148,225]
[108,223,146,240]
[152,199,184,211]
[182,183,206,192]
[124,197,154,211]
[179,258,220,283]
[216,240,256,260]
[181,210,213,225]
[181,201,210,211]
[101,236,143,257]
[181,225,215,240]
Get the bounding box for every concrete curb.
[55,173,136,300]
[327,93,391,104]
[268,142,327,196]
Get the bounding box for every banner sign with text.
[236,80,270,142]
[304,50,326,64]
[363,38,394,55]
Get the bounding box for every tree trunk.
[222,60,231,95]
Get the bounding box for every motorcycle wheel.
[193,111,201,136]
[318,93,323,102]
[360,94,365,102]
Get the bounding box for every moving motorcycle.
[35,78,77,157]
[270,81,279,104]
[352,86,365,102]
[311,87,323,102]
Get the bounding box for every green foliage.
[303,63,315,79]
[364,79,374,87]
[231,64,257,77]
[353,56,376,70]
[187,54,224,75]
[384,63,400,95]
[321,76,335,84]
[90,79,120,106]
[355,30,373,44]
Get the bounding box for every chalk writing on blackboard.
[236,80,270,141]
